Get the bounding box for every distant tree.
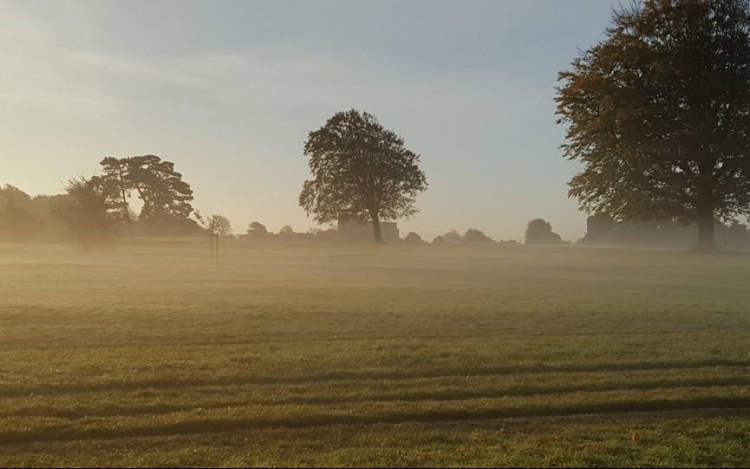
[212,215,233,237]
[99,155,194,232]
[443,229,463,244]
[404,232,423,244]
[432,235,447,245]
[194,212,233,236]
[246,221,269,238]
[525,219,562,245]
[313,227,341,242]
[279,225,295,236]
[32,193,77,240]
[300,109,428,243]
[54,178,120,249]
[0,186,43,240]
[463,228,495,244]
[556,0,750,252]
[578,214,618,245]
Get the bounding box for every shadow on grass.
[2,396,750,446]
[4,375,750,420]
[1,358,748,399]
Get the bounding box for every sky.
[0,0,620,242]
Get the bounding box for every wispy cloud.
[0,3,121,117]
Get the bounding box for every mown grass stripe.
[1,358,748,398]
[1,395,749,446]
[2,374,750,420]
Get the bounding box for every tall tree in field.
[300,110,427,243]
[556,0,750,252]
[99,155,195,229]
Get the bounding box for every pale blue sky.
[1,0,618,241]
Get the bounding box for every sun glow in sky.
[1,0,618,241]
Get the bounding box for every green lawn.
[1,239,749,467]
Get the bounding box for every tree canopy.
[98,155,195,233]
[300,110,428,243]
[0,185,68,242]
[246,221,268,238]
[279,225,295,236]
[463,228,495,244]
[556,0,750,252]
[54,178,121,249]
[404,232,424,244]
[195,212,233,237]
[0,186,43,241]
[432,235,447,245]
[525,219,563,245]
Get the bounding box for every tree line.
[4,176,750,250]
[4,0,750,252]
[0,155,205,248]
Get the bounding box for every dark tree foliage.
[556,0,750,252]
[54,178,121,249]
[443,229,463,244]
[246,221,269,238]
[404,232,424,244]
[0,186,43,241]
[0,185,69,241]
[279,225,295,236]
[99,155,194,232]
[525,218,563,245]
[463,228,495,244]
[583,213,619,242]
[432,235,447,245]
[97,157,133,221]
[300,110,428,243]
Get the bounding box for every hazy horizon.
[1,0,619,241]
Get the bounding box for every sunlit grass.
[0,240,749,467]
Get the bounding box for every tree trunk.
[371,213,384,244]
[694,206,717,253]
[117,167,130,222]
[694,162,718,253]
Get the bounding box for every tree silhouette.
[0,186,43,240]
[54,178,120,249]
[557,0,750,252]
[463,228,495,244]
[279,225,295,236]
[300,110,428,243]
[578,214,618,245]
[443,230,463,244]
[246,221,268,238]
[525,219,562,245]
[99,155,194,232]
[404,232,423,244]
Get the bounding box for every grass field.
[1,239,750,467]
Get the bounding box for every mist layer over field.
[1,240,749,467]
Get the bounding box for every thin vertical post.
[215,232,219,264]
